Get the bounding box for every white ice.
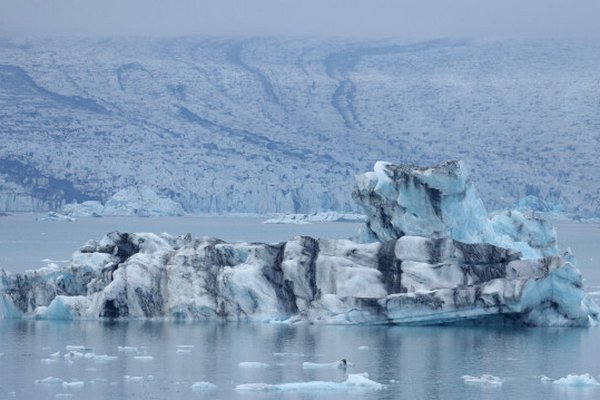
[238,362,269,368]
[191,381,217,391]
[235,373,383,392]
[133,355,154,361]
[35,377,63,385]
[302,361,348,369]
[462,374,504,386]
[552,373,600,387]
[117,346,138,353]
[61,381,84,389]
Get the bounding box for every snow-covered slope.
[0,38,599,216]
[1,161,597,326]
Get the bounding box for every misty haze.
[1,1,600,400]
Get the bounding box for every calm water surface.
[0,214,599,400]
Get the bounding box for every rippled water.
[2,321,600,400]
[0,214,599,400]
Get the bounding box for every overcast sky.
[1,0,599,39]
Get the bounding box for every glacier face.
[0,231,597,326]
[1,38,600,216]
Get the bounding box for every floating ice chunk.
[358,346,369,350]
[235,373,383,392]
[133,355,154,361]
[539,375,554,383]
[124,375,144,383]
[118,346,138,353]
[462,374,504,386]
[50,352,61,359]
[176,345,195,349]
[35,377,64,385]
[176,349,192,354]
[65,345,91,352]
[238,362,269,368]
[62,381,84,389]
[41,358,58,364]
[93,354,118,363]
[302,361,349,369]
[553,373,600,387]
[273,352,306,357]
[344,373,385,389]
[191,381,217,391]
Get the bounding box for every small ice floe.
[41,358,58,364]
[50,352,61,359]
[62,381,84,389]
[273,352,306,357]
[235,372,384,392]
[357,346,370,351]
[552,373,600,387]
[117,346,139,353]
[124,375,144,383]
[35,377,64,385]
[133,355,154,361]
[92,354,118,363]
[462,374,504,386]
[302,360,350,369]
[191,381,217,391]
[124,375,154,383]
[65,345,91,352]
[238,362,269,368]
[539,375,554,383]
[175,345,194,354]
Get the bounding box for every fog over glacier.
[0,1,599,216]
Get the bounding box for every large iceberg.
[1,161,597,326]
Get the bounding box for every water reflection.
[0,320,599,400]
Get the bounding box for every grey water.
[0,215,599,400]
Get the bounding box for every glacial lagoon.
[0,215,599,399]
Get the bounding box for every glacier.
[0,161,598,326]
[1,38,600,218]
